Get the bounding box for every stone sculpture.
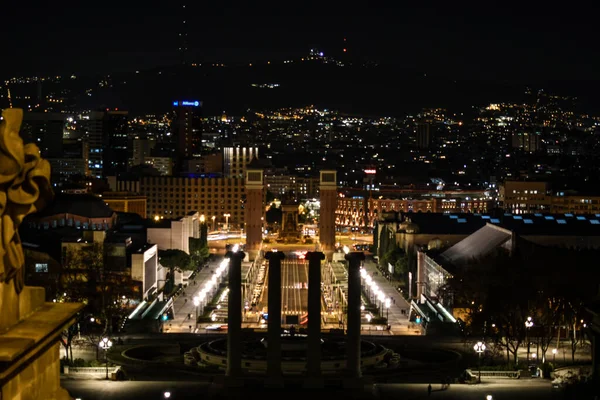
[0,108,53,294]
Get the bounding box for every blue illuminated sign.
[173,100,200,107]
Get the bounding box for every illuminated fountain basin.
[184,334,391,375]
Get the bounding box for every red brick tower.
[319,169,337,256]
[244,162,264,260]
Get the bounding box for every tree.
[60,321,78,363]
[266,204,282,225]
[159,249,192,294]
[381,245,408,279]
[200,222,208,248]
[61,242,137,334]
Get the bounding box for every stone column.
[226,250,245,379]
[306,251,325,380]
[345,251,365,379]
[265,251,285,385]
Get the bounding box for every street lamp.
[552,348,557,363]
[385,298,391,322]
[223,213,231,231]
[211,215,216,231]
[99,337,113,380]
[193,296,200,331]
[473,341,486,383]
[525,316,534,362]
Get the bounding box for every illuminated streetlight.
[99,337,113,380]
[552,348,557,363]
[525,316,534,362]
[473,341,486,383]
[193,297,200,331]
[211,216,216,231]
[223,213,231,231]
[200,214,205,224]
[385,298,391,321]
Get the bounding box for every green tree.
[381,245,408,279]
[200,222,208,248]
[159,249,192,294]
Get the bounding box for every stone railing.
[466,369,521,379]
[63,365,121,380]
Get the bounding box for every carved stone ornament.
[0,108,53,293]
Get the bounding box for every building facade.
[147,211,201,254]
[102,192,147,218]
[223,147,259,178]
[140,176,246,228]
[337,196,493,228]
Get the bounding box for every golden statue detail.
[0,108,53,293]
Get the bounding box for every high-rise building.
[102,110,129,177]
[512,131,541,153]
[131,138,156,167]
[171,100,202,160]
[21,112,65,157]
[223,147,259,178]
[79,111,104,178]
[416,121,431,149]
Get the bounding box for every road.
[257,256,309,323]
[62,380,562,400]
[281,258,308,316]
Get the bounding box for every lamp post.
[99,337,113,380]
[473,341,486,383]
[211,215,216,231]
[223,213,231,232]
[552,348,557,363]
[525,316,534,363]
[385,298,391,322]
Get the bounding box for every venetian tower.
[244,159,264,260]
[319,169,337,257]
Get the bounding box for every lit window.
[35,263,48,273]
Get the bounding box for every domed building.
[25,193,117,230]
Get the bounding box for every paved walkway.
[166,257,224,333]
[361,257,414,334]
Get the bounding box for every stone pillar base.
[343,377,367,390]
[264,376,284,388]
[302,376,324,389]
[214,375,245,388]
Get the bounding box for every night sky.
[2,3,599,81]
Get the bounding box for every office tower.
[171,100,202,160]
[21,112,65,157]
[223,147,259,178]
[416,120,431,149]
[102,110,129,177]
[79,111,104,178]
[131,138,156,167]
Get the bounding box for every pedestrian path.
[361,258,412,332]
[166,257,223,333]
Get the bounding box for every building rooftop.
[32,193,115,219]
[385,212,600,236]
